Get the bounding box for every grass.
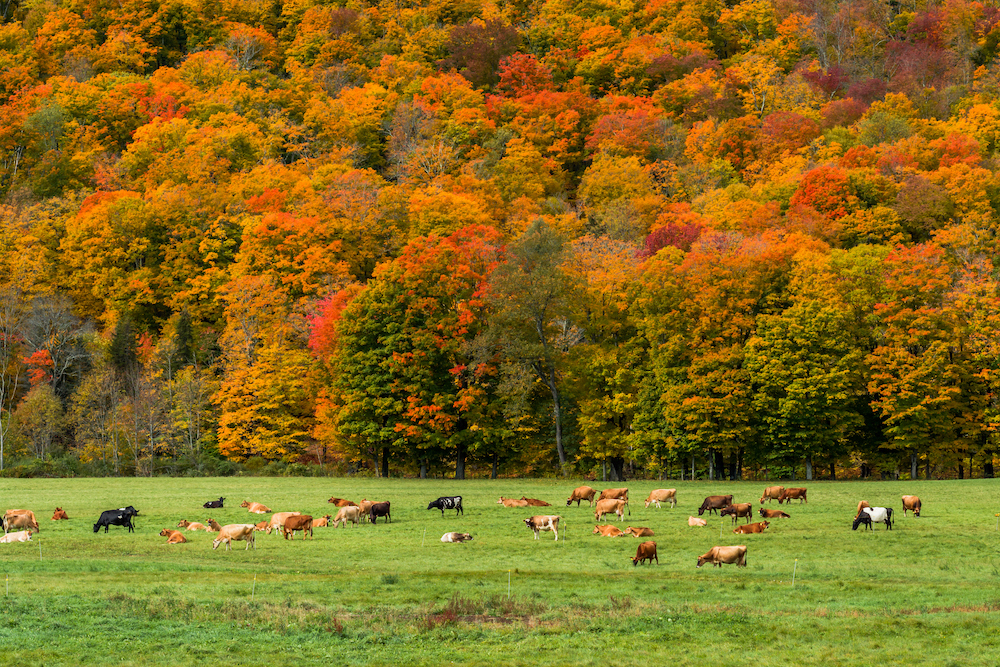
[0,477,998,665]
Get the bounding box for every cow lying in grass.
[441,532,473,543]
[159,529,187,544]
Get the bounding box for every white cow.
[0,530,32,543]
[524,515,560,540]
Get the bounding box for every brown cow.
[51,508,69,520]
[902,495,921,517]
[759,508,790,519]
[253,521,270,532]
[696,545,747,568]
[733,521,769,534]
[624,526,654,538]
[632,541,658,566]
[594,498,629,522]
[206,518,222,532]
[267,512,302,535]
[213,524,256,551]
[327,498,358,507]
[3,510,39,534]
[177,519,211,531]
[759,486,784,504]
[497,497,529,508]
[644,489,676,509]
[369,501,391,524]
[159,529,187,544]
[597,488,629,503]
[778,488,807,504]
[720,503,753,524]
[311,515,333,528]
[520,497,551,507]
[855,500,871,518]
[240,501,271,514]
[282,514,314,540]
[592,525,625,537]
[332,506,362,528]
[697,495,733,516]
[524,515,560,540]
[566,486,597,507]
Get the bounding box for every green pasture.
[0,477,998,665]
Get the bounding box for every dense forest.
[2,0,1000,481]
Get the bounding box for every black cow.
[427,496,463,517]
[93,506,139,533]
[369,501,391,524]
[203,497,225,509]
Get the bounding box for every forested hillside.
[2,0,1000,480]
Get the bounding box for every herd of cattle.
[0,486,923,567]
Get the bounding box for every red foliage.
[801,65,849,98]
[761,112,820,153]
[839,145,879,169]
[138,93,190,122]
[789,166,854,219]
[496,54,554,97]
[22,350,53,388]
[820,98,868,129]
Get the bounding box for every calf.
[597,488,628,503]
[159,529,187,544]
[520,497,551,507]
[688,516,707,527]
[332,506,362,528]
[566,486,597,507]
[93,506,138,534]
[696,545,747,568]
[759,508,790,519]
[0,530,32,543]
[632,541,658,566]
[240,501,271,514]
[369,501,391,524]
[203,497,225,509]
[212,524,256,551]
[497,497,529,508]
[311,515,333,528]
[720,503,753,525]
[593,525,625,537]
[206,518,222,532]
[759,486,784,504]
[267,512,302,535]
[624,526,654,538]
[697,495,733,516]
[778,488,807,504]
[51,508,69,521]
[594,498,629,522]
[441,532,473,543]
[4,510,40,534]
[733,521,769,534]
[644,489,676,509]
[902,495,921,517]
[327,498,358,507]
[177,519,210,531]
[524,515,560,540]
[282,514,314,540]
[427,496,463,516]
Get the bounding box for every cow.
[624,526,654,538]
[902,495,921,517]
[597,488,628,503]
[566,486,597,507]
[441,532,474,543]
[855,500,871,518]
[594,498,629,522]
[852,512,873,531]
[267,512,302,535]
[93,506,138,533]
[332,506,362,528]
[854,506,893,531]
[203,497,224,509]
[759,508,790,519]
[159,529,187,544]
[311,515,332,528]
[0,530,32,543]
[733,521,769,534]
[427,496,463,516]
[177,519,210,531]
[593,525,625,537]
[240,501,271,514]
[369,501,391,524]
[632,541,658,566]
[524,515,560,540]
[521,497,551,506]
[720,503,753,525]
[282,514,314,540]
[206,518,222,532]
[497,497,529,508]
[4,510,39,534]
[327,498,358,507]
[51,508,68,521]
[779,488,807,504]
[688,516,707,527]
[696,545,748,568]
[212,524,256,551]
[759,486,785,504]
[697,495,733,516]
[644,489,676,509]
[253,521,270,532]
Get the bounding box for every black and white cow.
[852,506,893,531]
[427,496,463,517]
[203,497,225,509]
[93,506,139,533]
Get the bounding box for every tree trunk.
[736,447,744,481]
[691,456,695,480]
[420,459,427,479]
[455,441,466,480]
[925,458,931,480]
[728,451,737,481]
[380,446,389,478]
[715,450,725,480]
[806,458,813,481]
[910,451,918,480]
[830,461,836,480]
[608,456,625,482]
[984,451,994,479]
[958,463,964,479]
[546,369,567,473]
[708,449,715,480]
[491,452,498,479]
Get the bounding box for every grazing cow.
[902,495,921,517]
[253,521,270,532]
[854,506,893,531]
[855,500,871,518]
[177,519,210,531]
[282,514,314,540]
[332,506,362,528]
[688,516,707,527]
[593,525,625,537]
[760,486,785,504]
[327,498,358,507]
[427,496,463,516]
[311,515,332,528]
[632,541,658,566]
[497,497,529,508]
[697,495,733,516]
[521,497,551,507]
[206,518,222,532]
[644,489,677,509]
[720,503,753,525]
[594,498,629,522]
[240,501,271,514]
[3,510,40,534]
[733,521,769,534]
[267,512,302,535]
[0,530,32,543]
[696,545,748,568]
[159,529,187,544]
[212,524,256,551]
[624,526,654,538]
[203,497,225,509]
[778,488,807,504]
[524,515,560,540]
[369,501,391,524]
[566,486,598,507]
[597,488,628,503]
[759,508,790,519]
[441,532,474,543]
[51,508,68,521]
[93,506,138,533]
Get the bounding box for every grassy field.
[0,477,997,665]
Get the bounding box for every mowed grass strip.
[0,477,998,665]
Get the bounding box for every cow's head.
[762,521,770,530]
[697,507,706,516]
[696,557,707,568]
[426,501,438,510]
[851,515,869,531]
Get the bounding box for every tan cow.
[902,495,921,517]
[733,521,769,534]
[566,486,597,507]
[311,515,333,528]
[441,532,474,543]
[51,507,69,520]
[253,521,270,532]
[594,498,629,522]
[632,541,657,566]
[212,524,256,551]
[759,508,790,519]
[592,525,625,537]
[282,514,314,540]
[597,488,628,503]
[688,516,707,527]
[177,519,211,531]
[855,500,871,518]
[327,498,358,507]
[644,489,676,509]
[0,530,32,543]
[206,518,222,532]
[759,486,785,504]
[332,506,362,528]
[524,515,560,540]
[697,545,748,568]
[267,511,303,535]
[240,501,271,514]
[497,497,529,508]
[778,488,807,504]
[359,499,375,514]
[624,526,654,538]
[159,529,187,544]
[3,510,39,534]
[721,503,753,525]
[520,497,551,506]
